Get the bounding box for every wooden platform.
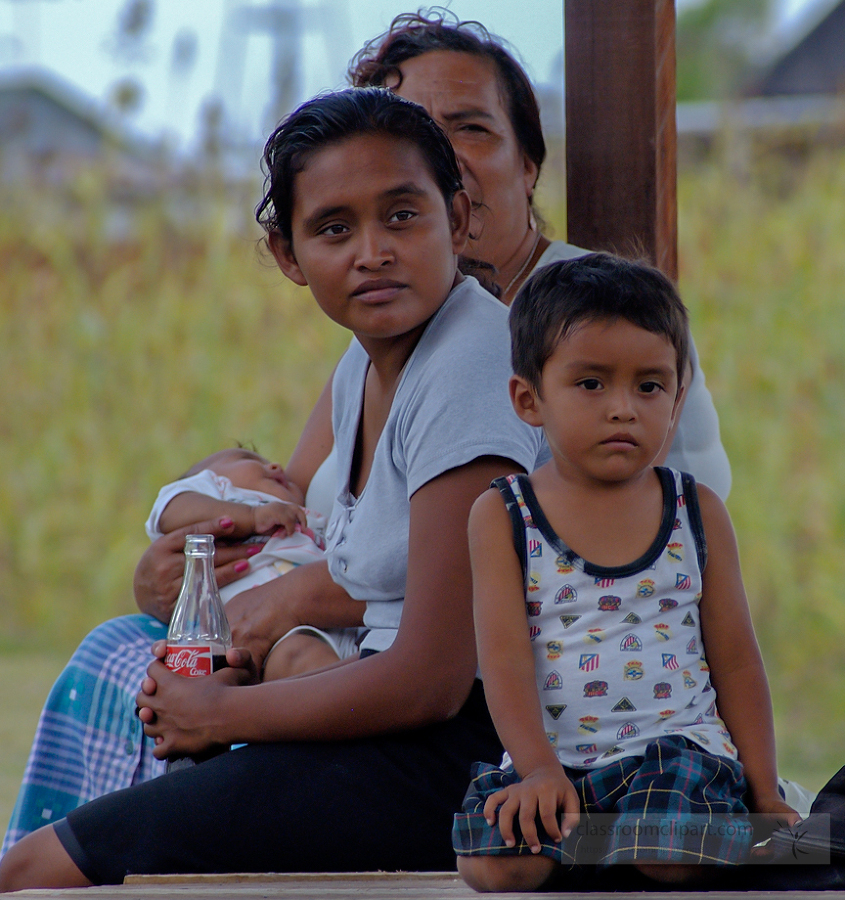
[6,872,845,900]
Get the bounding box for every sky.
[0,0,826,153]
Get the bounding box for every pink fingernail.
[234,561,249,573]
[246,546,261,557]
[220,517,233,527]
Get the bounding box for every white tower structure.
[214,0,346,144]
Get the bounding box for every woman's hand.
[137,641,257,759]
[134,517,260,622]
[220,561,359,673]
[483,765,580,854]
[221,579,300,671]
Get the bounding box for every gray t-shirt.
[327,277,547,653]
[534,241,731,499]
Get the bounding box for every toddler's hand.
[747,794,801,858]
[753,794,801,826]
[482,765,580,854]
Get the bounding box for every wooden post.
[564,0,678,280]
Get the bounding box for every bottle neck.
[167,547,231,647]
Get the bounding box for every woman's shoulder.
[334,334,368,370]
[331,337,369,405]
[395,282,539,434]
[438,275,507,319]
[533,239,588,270]
[415,277,510,363]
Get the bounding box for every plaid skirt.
[452,736,750,868]
[1,614,167,858]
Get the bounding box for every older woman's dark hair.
[510,253,689,394]
[348,9,546,182]
[255,87,463,242]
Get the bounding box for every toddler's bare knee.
[457,853,557,893]
[635,861,708,884]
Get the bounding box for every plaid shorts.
[452,736,750,868]
[1,614,168,858]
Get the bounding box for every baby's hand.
[252,501,308,538]
[483,765,580,854]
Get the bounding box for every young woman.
[0,87,547,890]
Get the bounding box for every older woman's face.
[392,50,538,274]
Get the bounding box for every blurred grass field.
[2,144,844,833]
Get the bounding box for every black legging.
[56,680,501,884]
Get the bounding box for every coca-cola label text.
[166,644,213,677]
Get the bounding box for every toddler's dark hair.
[509,253,689,394]
[255,87,462,243]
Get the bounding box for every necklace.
[502,229,542,300]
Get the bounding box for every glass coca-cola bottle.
[166,534,232,677]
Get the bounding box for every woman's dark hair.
[348,9,546,183]
[510,253,689,395]
[255,87,463,242]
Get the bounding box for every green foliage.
[0,175,349,652]
[2,146,844,795]
[677,147,845,789]
[676,0,774,100]
[0,654,65,834]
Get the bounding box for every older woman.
[2,12,734,859]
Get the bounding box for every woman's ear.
[268,231,308,287]
[449,189,472,255]
[509,374,544,427]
